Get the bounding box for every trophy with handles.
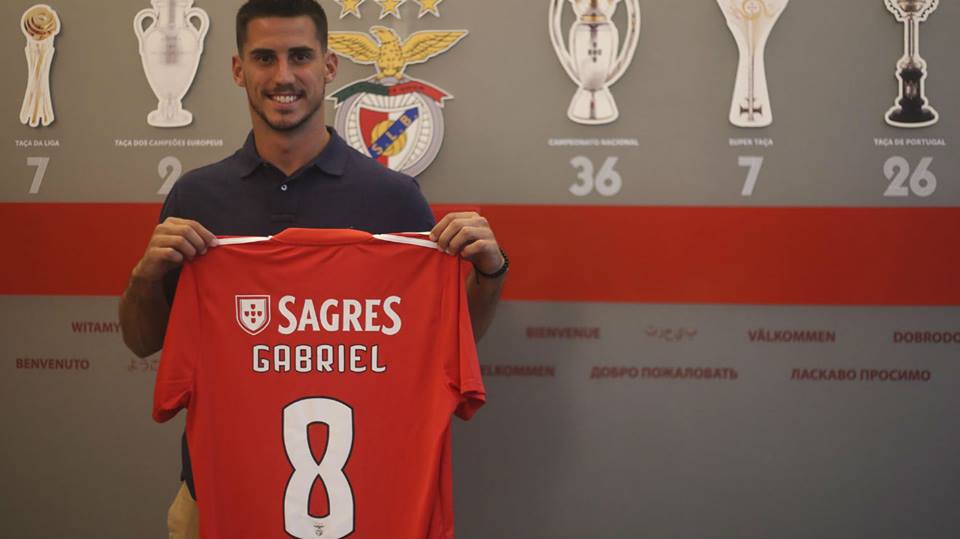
[20,4,61,128]
[549,0,641,125]
[718,0,788,128]
[884,0,938,128]
[134,0,210,127]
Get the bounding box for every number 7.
[738,156,763,196]
[27,157,49,194]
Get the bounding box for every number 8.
[284,398,355,539]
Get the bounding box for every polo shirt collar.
[237,127,349,179]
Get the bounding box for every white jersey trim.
[373,233,440,250]
[217,236,272,246]
[215,232,439,250]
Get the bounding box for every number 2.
[157,156,183,195]
[283,398,355,539]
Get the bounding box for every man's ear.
[324,51,339,83]
[232,54,245,87]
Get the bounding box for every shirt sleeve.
[152,261,200,423]
[444,258,486,420]
[409,177,437,230]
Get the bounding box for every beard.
[248,91,323,133]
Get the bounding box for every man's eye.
[254,55,274,64]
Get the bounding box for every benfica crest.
[328,26,467,177]
[235,295,270,336]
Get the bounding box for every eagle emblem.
[329,26,466,80]
[328,26,467,177]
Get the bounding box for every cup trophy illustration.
[549,0,641,125]
[134,0,209,127]
[717,0,788,128]
[884,0,938,128]
[20,4,61,128]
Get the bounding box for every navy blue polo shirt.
[160,128,435,235]
[158,128,436,499]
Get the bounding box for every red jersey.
[153,228,485,539]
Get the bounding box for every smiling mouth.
[269,94,302,104]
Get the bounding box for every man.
[119,1,506,536]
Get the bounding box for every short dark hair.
[236,0,329,53]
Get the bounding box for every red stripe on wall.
[1,203,158,297]
[2,203,958,304]
[476,205,960,305]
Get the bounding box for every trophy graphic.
[717,0,788,128]
[549,0,641,125]
[20,4,61,128]
[134,0,209,127]
[884,0,938,128]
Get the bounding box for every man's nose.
[273,58,296,84]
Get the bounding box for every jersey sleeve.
[159,183,184,305]
[444,258,486,420]
[152,261,201,423]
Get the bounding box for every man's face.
[232,16,338,132]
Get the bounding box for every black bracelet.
[475,248,509,279]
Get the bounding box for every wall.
[1,1,958,537]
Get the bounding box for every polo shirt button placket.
[280,184,288,192]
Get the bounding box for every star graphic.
[335,0,365,19]
[415,0,443,18]
[376,0,407,19]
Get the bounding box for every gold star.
[376,0,406,19]
[335,0,366,19]
[415,0,443,18]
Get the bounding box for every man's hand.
[120,218,218,358]
[429,211,504,275]
[429,211,506,341]
[132,218,219,282]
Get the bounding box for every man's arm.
[119,218,218,358]
[430,212,507,341]
[120,276,172,358]
[464,266,506,341]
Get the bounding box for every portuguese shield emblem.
[235,295,271,336]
